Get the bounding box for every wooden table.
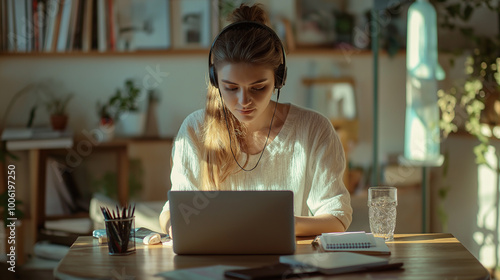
[54,233,490,279]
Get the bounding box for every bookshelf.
[0,48,210,56]
[0,48,405,58]
[0,0,404,57]
[1,0,208,54]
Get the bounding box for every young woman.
[160,3,352,236]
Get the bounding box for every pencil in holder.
[104,217,136,255]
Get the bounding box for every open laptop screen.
[168,190,296,255]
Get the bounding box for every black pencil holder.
[105,217,136,255]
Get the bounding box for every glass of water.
[368,186,397,241]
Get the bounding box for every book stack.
[1,0,109,53]
[0,0,171,53]
[1,127,73,150]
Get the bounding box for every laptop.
[168,190,296,255]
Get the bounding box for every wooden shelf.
[0,48,406,57]
[290,47,373,56]
[302,76,355,85]
[0,48,210,57]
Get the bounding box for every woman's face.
[217,62,275,130]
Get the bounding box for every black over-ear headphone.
[208,21,287,90]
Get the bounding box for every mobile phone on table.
[224,263,318,280]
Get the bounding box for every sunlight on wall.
[473,145,499,268]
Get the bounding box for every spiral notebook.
[315,231,391,255]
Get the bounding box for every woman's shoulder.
[181,109,205,127]
[289,104,333,128]
[177,109,205,136]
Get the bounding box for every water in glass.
[369,196,397,241]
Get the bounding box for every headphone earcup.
[209,64,218,88]
[275,64,287,89]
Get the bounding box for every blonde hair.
[200,4,283,190]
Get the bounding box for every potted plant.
[45,92,74,131]
[434,1,500,168]
[97,79,145,138]
[432,1,499,231]
[112,79,145,137]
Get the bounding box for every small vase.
[50,114,68,131]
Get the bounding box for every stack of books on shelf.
[1,127,73,150]
[0,0,172,53]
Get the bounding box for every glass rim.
[368,186,397,190]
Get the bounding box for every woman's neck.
[242,102,290,154]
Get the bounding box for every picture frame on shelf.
[294,0,345,48]
[303,77,357,122]
[171,0,211,49]
[115,0,170,51]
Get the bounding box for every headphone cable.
[218,88,280,172]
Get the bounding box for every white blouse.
[161,104,352,229]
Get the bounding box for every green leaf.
[462,4,474,21]
[438,186,450,199]
[445,4,461,18]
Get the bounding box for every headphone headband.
[208,21,287,89]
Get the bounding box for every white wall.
[0,52,406,165]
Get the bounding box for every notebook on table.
[314,231,391,255]
[168,190,296,255]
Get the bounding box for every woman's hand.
[159,210,170,235]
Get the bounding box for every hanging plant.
[434,0,500,169]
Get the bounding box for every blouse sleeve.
[306,115,353,230]
[160,111,203,217]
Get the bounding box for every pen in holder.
[100,205,136,256]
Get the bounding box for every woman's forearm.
[295,214,346,236]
